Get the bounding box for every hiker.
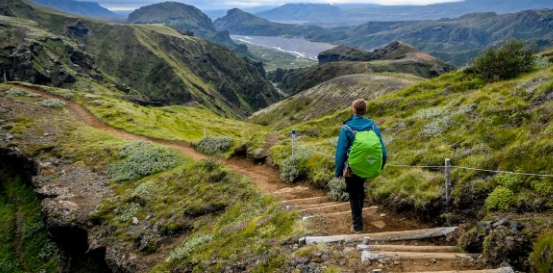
[335,99,387,234]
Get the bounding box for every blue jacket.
[334,115,387,178]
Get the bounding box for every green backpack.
[345,125,383,179]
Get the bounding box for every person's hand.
[337,176,343,180]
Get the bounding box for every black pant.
[345,172,366,232]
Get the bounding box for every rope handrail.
[387,164,553,177]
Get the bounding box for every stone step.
[357,244,461,253]
[302,227,457,244]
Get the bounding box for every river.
[230,35,336,60]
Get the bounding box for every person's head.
[352,99,367,116]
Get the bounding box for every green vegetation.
[327,178,349,202]
[105,141,182,182]
[40,99,66,108]
[471,40,535,82]
[5,88,40,97]
[73,90,270,144]
[529,232,553,273]
[0,175,59,273]
[194,136,234,155]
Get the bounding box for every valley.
[230,35,335,61]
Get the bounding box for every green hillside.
[250,73,422,129]
[0,0,281,118]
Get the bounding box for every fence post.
[203,128,206,138]
[2,69,6,82]
[291,129,296,158]
[445,158,451,203]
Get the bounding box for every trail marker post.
[445,158,451,203]
[292,129,296,158]
[135,121,138,132]
[203,128,206,138]
[2,70,6,82]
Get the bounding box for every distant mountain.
[213,8,324,37]
[270,41,455,95]
[255,3,344,24]
[217,8,553,66]
[253,0,553,27]
[203,6,277,20]
[127,2,247,54]
[1,0,281,118]
[313,9,553,66]
[29,0,117,17]
[128,1,216,38]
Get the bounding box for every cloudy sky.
[92,0,462,11]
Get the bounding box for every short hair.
[352,99,367,115]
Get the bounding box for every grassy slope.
[0,83,305,272]
[268,65,553,216]
[250,73,422,129]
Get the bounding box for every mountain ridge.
[29,0,117,17]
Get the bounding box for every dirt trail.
[20,85,291,195]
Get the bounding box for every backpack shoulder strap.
[343,125,357,135]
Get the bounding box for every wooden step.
[301,206,378,220]
[302,227,457,244]
[298,201,342,209]
[402,267,514,273]
[298,202,350,214]
[361,250,478,261]
[282,196,328,205]
[357,244,461,253]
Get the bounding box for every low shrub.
[169,234,213,261]
[5,87,40,97]
[40,99,66,108]
[280,156,300,183]
[195,136,233,155]
[105,141,180,182]
[327,177,349,201]
[485,186,514,211]
[470,39,535,82]
[529,232,553,273]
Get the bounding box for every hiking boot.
[351,226,363,234]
